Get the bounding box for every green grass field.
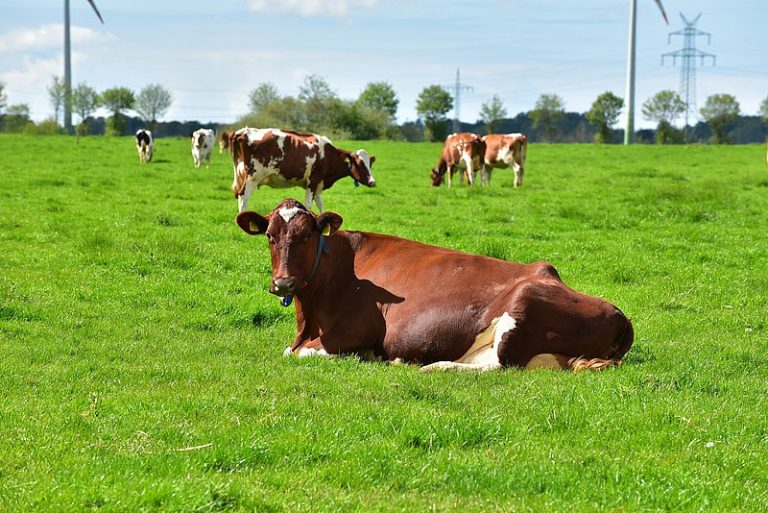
[1,133,767,512]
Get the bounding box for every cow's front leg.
[304,188,315,211]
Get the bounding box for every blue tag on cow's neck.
[280,295,294,308]
[353,180,360,187]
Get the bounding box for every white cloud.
[0,53,87,120]
[0,24,114,53]
[248,0,377,17]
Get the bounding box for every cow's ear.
[236,211,269,235]
[369,156,376,166]
[316,212,343,236]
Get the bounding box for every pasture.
[1,133,767,512]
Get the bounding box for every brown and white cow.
[230,128,376,213]
[236,199,634,372]
[191,128,215,168]
[135,129,153,163]
[482,133,528,187]
[431,132,486,187]
[219,130,232,155]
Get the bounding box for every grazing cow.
[231,128,376,213]
[236,199,634,372]
[219,130,232,155]
[431,132,486,187]
[191,128,215,168]
[135,129,153,163]
[482,133,528,187]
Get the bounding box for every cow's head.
[219,131,231,153]
[347,150,376,187]
[236,199,343,297]
[430,166,446,186]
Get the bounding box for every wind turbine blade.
[654,0,669,25]
[86,0,104,24]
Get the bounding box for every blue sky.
[1,0,766,128]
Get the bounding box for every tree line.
[0,77,766,144]
[0,78,173,136]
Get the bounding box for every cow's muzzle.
[271,278,297,296]
[366,178,376,187]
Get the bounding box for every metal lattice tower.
[662,13,715,136]
[445,68,472,133]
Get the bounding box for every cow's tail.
[525,314,633,373]
[519,135,528,168]
[524,353,618,372]
[570,310,634,372]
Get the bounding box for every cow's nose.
[367,178,376,187]
[272,278,296,294]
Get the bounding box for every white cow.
[135,129,153,163]
[191,128,215,168]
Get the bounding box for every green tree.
[134,84,172,131]
[47,75,66,125]
[0,81,8,130]
[72,83,100,136]
[298,74,335,103]
[101,87,135,136]
[249,82,280,114]
[357,82,398,120]
[700,94,740,144]
[479,95,507,134]
[416,85,453,142]
[299,75,337,129]
[23,118,63,135]
[0,81,7,121]
[528,94,565,142]
[759,95,768,122]
[239,96,308,133]
[3,104,31,133]
[587,91,623,144]
[331,101,389,140]
[642,90,686,144]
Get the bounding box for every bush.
[23,118,64,135]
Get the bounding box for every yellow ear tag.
[249,221,262,233]
[322,224,331,236]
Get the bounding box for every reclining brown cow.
[236,199,634,372]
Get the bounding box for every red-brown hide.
[236,200,634,369]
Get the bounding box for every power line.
[443,68,472,132]
[662,13,715,140]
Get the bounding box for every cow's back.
[346,232,550,361]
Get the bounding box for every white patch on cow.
[283,346,293,357]
[298,347,330,358]
[354,149,375,184]
[420,361,501,373]
[278,206,304,222]
[420,312,516,372]
[497,145,513,165]
[314,134,331,159]
[303,154,317,182]
[461,151,475,186]
[237,180,255,213]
